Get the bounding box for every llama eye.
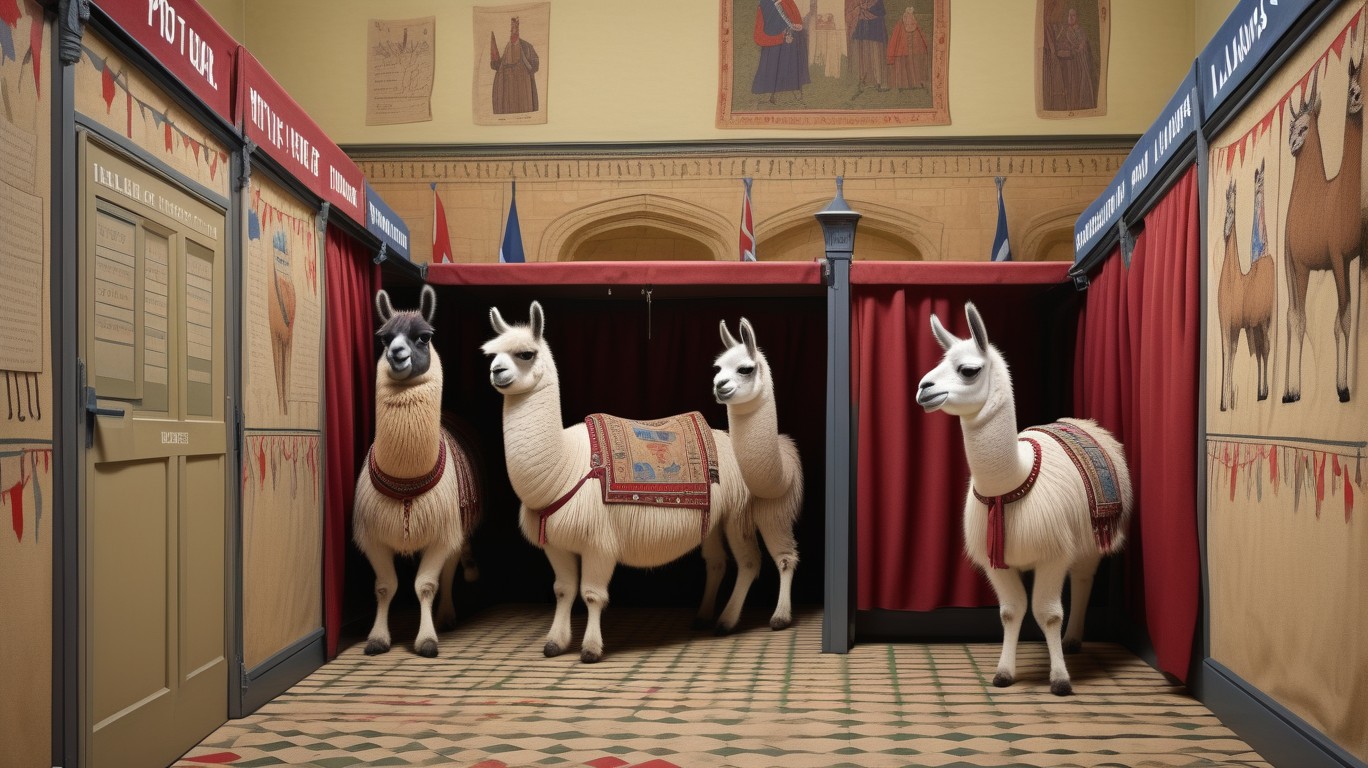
[515,351,536,361]
[958,365,981,379]
[416,332,432,345]
[738,365,756,376]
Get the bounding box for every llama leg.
[755,498,799,630]
[363,544,398,655]
[1221,329,1238,410]
[715,513,762,635]
[1031,560,1073,696]
[1334,267,1352,401]
[1283,268,1309,402]
[460,547,480,582]
[413,545,449,657]
[1062,552,1102,654]
[543,544,578,657]
[984,567,1027,688]
[435,550,460,632]
[694,526,727,629]
[578,554,617,663]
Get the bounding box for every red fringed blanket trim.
[973,437,1042,570]
[367,438,447,540]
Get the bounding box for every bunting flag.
[1207,439,1363,522]
[991,176,1012,262]
[499,181,525,264]
[740,177,757,262]
[432,183,453,264]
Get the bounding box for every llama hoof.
[1050,679,1074,696]
[1338,388,1351,403]
[416,639,439,658]
[543,641,565,657]
[992,671,1014,688]
[1282,392,1300,404]
[580,649,602,664]
[713,623,736,637]
[1063,638,1082,655]
[364,638,391,656]
[770,615,792,631]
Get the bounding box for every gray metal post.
[816,178,860,654]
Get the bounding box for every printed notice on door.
[366,17,436,125]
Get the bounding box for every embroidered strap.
[972,437,1042,570]
[536,465,606,546]
[367,439,447,539]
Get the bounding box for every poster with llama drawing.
[1204,1,1367,760]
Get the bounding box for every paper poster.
[366,17,436,126]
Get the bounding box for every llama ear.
[719,320,740,349]
[489,306,510,335]
[929,313,957,351]
[418,285,437,323]
[738,318,758,357]
[529,301,545,341]
[964,302,989,353]
[375,290,395,322]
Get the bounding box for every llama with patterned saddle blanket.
[482,301,754,663]
[916,301,1133,696]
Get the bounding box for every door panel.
[80,135,228,768]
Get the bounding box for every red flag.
[432,184,453,264]
[739,177,756,261]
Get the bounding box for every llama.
[482,302,755,662]
[713,318,802,631]
[353,285,481,657]
[1283,53,1363,403]
[1217,168,1276,411]
[916,302,1134,695]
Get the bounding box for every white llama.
[713,318,802,631]
[481,301,757,662]
[916,302,1133,695]
[353,285,481,657]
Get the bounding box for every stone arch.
[1018,206,1082,262]
[756,198,944,261]
[541,195,732,261]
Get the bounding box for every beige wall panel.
[359,149,1126,264]
[1205,2,1368,762]
[235,0,1197,144]
[75,35,231,199]
[0,3,53,766]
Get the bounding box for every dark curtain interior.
[322,226,378,659]
[851,263,1082,612]
[1074,166,1201,682]
[372,283,830,626]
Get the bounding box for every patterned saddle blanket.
[586,411,719,509]
[1026,421,1125,554]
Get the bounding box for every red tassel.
[8,481,24,543]
[1270,444,1279,493]
[1347,480,1355,523]
[987,496,1007,569]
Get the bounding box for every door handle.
[84,385,125,449]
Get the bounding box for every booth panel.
[0,2,53,765]
[1204,1,1368,759]
[241,174,324,670]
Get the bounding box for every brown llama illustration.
[268,230,296,414]
[1282,53,1364,404]
[1217,168,1276,411]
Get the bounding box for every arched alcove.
[757,199,942,261]
[541,195,731,261]
[1019,207,1083,262]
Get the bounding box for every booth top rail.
[851,261,1069,286]
[423,261,825,297]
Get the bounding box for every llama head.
[916,302,1011,418]
[482,300,554,396]
[373,285,438,382]
[713,317,771,408]
[1224,180,1237,240]
[1288,67,1321,156]
[1348,51,1363,117]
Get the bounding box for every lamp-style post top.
[815,176,861,257]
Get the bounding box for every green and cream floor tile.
[176,605,1269,768]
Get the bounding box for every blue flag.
[499,181,525,263]
[991,176,1012,262]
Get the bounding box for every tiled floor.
[177,605,1270,768]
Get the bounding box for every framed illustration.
[1035,0,1109,118]
[718,0,950,128]
[473,2,550,126]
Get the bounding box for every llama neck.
[500,376,582,510]
[958,381,1033,498]
[727,392,793,498]
[372,355,444,477]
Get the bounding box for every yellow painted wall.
[200,0,246,42]
[233,0,1217,145]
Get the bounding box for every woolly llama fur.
[916,302,1133,695]
[481,301,757,663]
[353,285,480,658]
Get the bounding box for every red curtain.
[853,263,1079,610]
[1074,166,1201,681]
[323,226,378,659]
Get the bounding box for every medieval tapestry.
[473,2,550,126]
[1035,0,1108,118]
[1203,1,1367,761]
[718,0,950,128]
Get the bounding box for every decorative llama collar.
[367,439,447,539]
[534,412,719,546]
[972,421,1125,570]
